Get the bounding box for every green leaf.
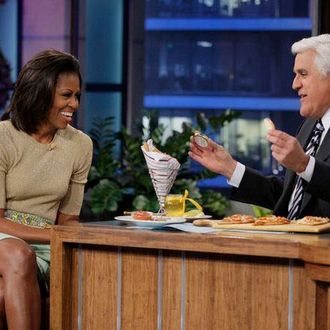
[91,179,123,214]
[196,112,208,131]
[132,195,159,212]
[251,205,273,217]
[209,109,241,132]
[199,190,230,217]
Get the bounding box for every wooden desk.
[50,224,330,330]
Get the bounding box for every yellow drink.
[165,194,185,216]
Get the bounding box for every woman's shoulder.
[0,121,19,158]
[0,120,17,139]
[0,120,13,130]
[59,125,92,148]
[59,126,93,166]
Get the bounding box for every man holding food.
[189,34,330,220]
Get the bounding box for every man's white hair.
[291,34,330,76]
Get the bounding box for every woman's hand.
[0,209,51,243]
[188,137,237,179]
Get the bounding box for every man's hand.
[188,137,237,179]
[267,129,309,173]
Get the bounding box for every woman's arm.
[56,132,93,227]
[56,212,80,226]
[0,209,51,243]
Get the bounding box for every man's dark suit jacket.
[231,118,330,218]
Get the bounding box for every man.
[189,34,330,219]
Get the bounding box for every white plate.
[114,216,186,227]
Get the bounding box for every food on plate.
[131,211,153,220]
[296,216,330,226]
[221,214,255,224]
[183,209,205,218]
[130,211,172,221]
[152,215,171,221]
[193,219,222,227]
[193,131,209,148]
[263,118,275,131]
[253,215,290,226]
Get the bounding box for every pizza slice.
[253,215,290,226]
[296,216,330,226]
[221,214,255,224]
[193,214,255,228]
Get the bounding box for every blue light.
[198,175,230,188]
[144,95,299,111]
[146,18,312,31]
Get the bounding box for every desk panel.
[50,226,330,329]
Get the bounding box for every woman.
[0,49,93,329]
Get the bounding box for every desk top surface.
[51,221,330,265]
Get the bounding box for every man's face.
[292,49,330,119]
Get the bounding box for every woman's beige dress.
[0,120,93,295]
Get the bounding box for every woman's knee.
[0,239,37,279]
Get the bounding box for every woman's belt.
[4,209,53,229]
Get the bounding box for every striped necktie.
[287,120,325,220]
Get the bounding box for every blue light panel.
[145,18,312,31]
[144,95,299,111]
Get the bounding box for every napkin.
[141,139,180,211]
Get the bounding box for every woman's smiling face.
[45,72,81,131]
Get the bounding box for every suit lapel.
[283,119,315,195]
[277,118,330,217]
[296,119,315,149]
[275,120,313,215]
[315,127,330,160]
[297,118,330,161]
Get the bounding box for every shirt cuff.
[227,162,246,188]
[297,156,315,182]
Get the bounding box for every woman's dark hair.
[1,49,81,133]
